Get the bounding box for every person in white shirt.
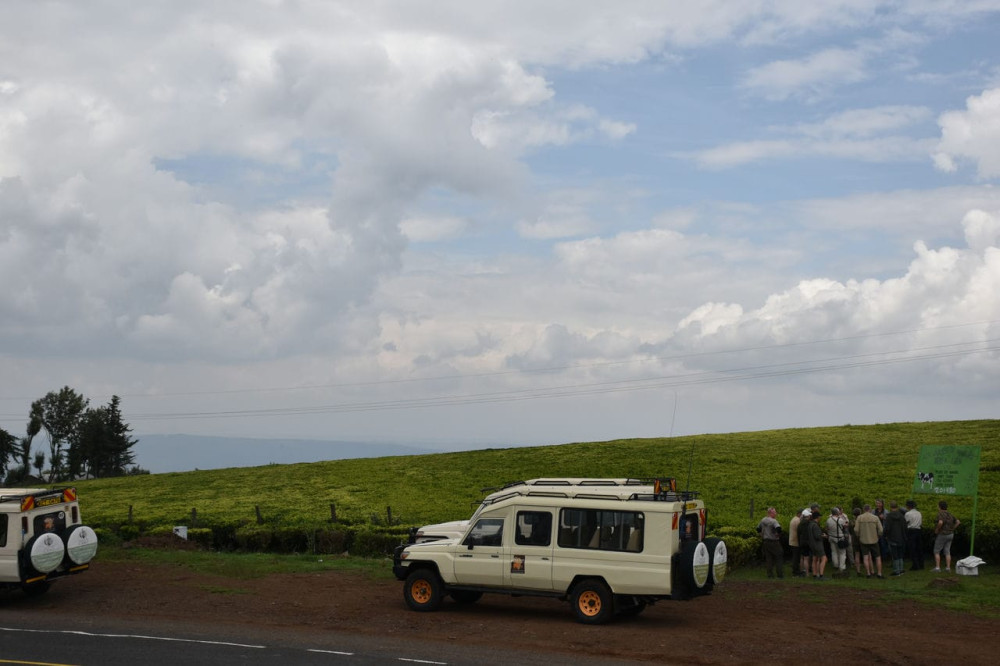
[904,499,924,571]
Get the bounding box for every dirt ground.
[6,551,999,665]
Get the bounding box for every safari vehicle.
[393,477,727,624]
[0,487,99,596]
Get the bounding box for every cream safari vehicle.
[1,487,99,596]
[393,477,727,624]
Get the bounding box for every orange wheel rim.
[578,590,602,616]
[410,580,432,604]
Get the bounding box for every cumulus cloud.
[673,210,1000,364]
[934,87,1000,178]
[3,2,1000,445]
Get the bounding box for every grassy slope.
[75,420,999,547]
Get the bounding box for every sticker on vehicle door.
[511,555,525,573]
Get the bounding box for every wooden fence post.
[255,505,264,525]
[329,503,337,523]
[128,505,133,524]
[386,506,393,525]
[191,507,198,527]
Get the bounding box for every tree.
[33,451,46,479]
[73,395,138,478]
[0,427,16,481]
[33,386,88,482]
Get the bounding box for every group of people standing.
[756,499,961,580]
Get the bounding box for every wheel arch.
[565,573,612,596]
[402,560,444,581]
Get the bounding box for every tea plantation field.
[72,420,999,562]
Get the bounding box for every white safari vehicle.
[1,487,99,596]
[393,477,727,624]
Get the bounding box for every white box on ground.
[173,526,188,540]
[956,555,985,576]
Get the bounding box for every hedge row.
[102,522,409,557]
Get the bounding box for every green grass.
[99,542,396,580]
[72,420,1000,557]
[727,562,1000,617]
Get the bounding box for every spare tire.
[26,533,65,574]
[64,525,99,565]
[701,537,728,591]
[674,540,711,598]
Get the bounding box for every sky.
[2,1,999,468]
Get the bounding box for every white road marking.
[398,659,448,665]
[0,626,264,649]
[308,649,355,655]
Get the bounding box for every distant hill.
[133,434,441,473]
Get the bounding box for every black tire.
[702,537,728,591]
[674,540,711,599]
[571,579,614,624]
[450,589,483,604]
[403,569,444,612]
[22,581,50,597]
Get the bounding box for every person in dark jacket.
[797,509,813,577]
[808,511,828,579]
[884,500,908,576]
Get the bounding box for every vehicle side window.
[463,518,504,547]
[515,511,552,547]
[558,509,644,552]
[0,515,7,547]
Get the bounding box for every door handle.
[459,554,472,558]
[490,554,500,558]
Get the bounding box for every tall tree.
[0,427,16,481]
[73,395,138,478]
[33,386,88,482]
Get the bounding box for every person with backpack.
[932,500,961,573]
[825,507,849,577]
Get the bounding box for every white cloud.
[3,2,1000,449]
[400,215,468,242]
[935,87,1000,179]
[742,47,869,101]
[688,105,935,168]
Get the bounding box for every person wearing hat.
[807,510,828,579]
[904,499,924,571]
[826,507,850,577]
[797,509,813,577]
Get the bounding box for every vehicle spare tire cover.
[28,533,66,573]
[691,540,711,588]
[678,540,711,590]
[703,537,728,586]
[64,525,99,565]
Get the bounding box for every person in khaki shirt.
[855,504,884,579]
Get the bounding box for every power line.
[1,318,996,404]
[119,339,998,422]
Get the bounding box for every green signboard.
[912,445,981,496]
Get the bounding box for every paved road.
[0,617,636,666]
